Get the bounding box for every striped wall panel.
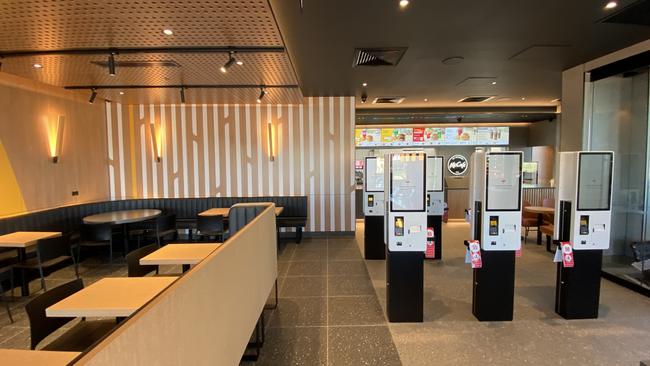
[104,97,356,232]
[523,187,556,206]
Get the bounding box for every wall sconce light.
[149,122,162,162]
[46,115,65,163]
[267,121,275,162]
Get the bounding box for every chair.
[196,215,225,242]
[15,234,78,292]
[227,204,266,239]
[542,197,555,225]
[522,200,538,241]
[142,214,178,248]
[126,244,159,277]
[79,223,117,262]
[0,265,14,323]
[25,279,116,351]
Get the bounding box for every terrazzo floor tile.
[280,276,327,298]
[327,248,363,261]
[328,275,376,296]
[327,260,369,277]
[253,327,327,366]
[327,326,401,366]
[328,296,386,326]
[287,261,327,276]
[268,297,327,328]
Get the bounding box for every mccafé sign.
[447,155,468,175]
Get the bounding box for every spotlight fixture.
[33,63,43,69]
[362,82,368,87]
[162,29,174,35]
[521,97,526,101]
[361,92,368,104]
[220,51,242,73]
[180,87,186,104]
[604,1,617,9]
[399,0,410,8]
[119,91,125,95]
[491,81,497,85]
[257,87,266,103]
[89,89,98,104]
[423,98,428,102]
[108,53,116,76]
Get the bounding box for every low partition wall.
[73,203,278,365]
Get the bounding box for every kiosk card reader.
[467,150,523,321]
[363,157,386,259]
[426,156,445,260]
[554,151,613,319]
[384,152,427,322]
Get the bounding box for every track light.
[108,53,116,76]
[257,87,266,103]
[220,51,242,73]
[89,88,98,104]
[180,87,186,104]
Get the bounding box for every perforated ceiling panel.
[0,0,302,104]
[95,87,303,105]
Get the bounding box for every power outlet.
[71,191,79,196]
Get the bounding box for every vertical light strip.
[224,105,231,197]
[128,105,138,197]
[234,104,243,197]
[171,104,180,198]
[202,104,210,196]
[149,104,158,198]
[160,104,169,197]
[288,104,294,195]
[339,96,346,231]
[329,97,335,231]
[308,97,315,231]
[319,97,325,231]
[267,104,274,196]
[105,102,115,200]
[245,104,253,196]
[180,104,189,198]
[140,123,149,198]
[299,104,305,195]
[117,103,126,199]
[256,104,264,196]
[277,104,284,196]
[349,97,356,231]
[212,104,221,195]
[191,105,199,197]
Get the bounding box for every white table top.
[83,209,162,225]
[0,349,79,365]
[140,243,221,266]
[198,206,283,217]
[46,276,177,318]
[0,231,62,248]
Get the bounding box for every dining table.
[46,276,177,321]
[523,206,555,245]
[83,209,162,253]
[140,243,221,272]
[198,206,284,217]
[0,349,80,365]
[0,231,62,296]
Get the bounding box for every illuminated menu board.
[355,126,509,147]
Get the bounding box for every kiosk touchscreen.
[554,151,614,319]
[363,156,386,259]
[384,152,427,323]
[426,156,444,260]
[467,150,523,322]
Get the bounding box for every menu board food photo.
[355,126,509,147]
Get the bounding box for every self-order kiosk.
[363,156,386,260]
[426,156,445,260]
[467,150,523,321]
[384,152,427,322]
[554,151,614,319]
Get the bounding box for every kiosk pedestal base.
[386,250,423,322]
[472,250,515,322]
[426,215,443,260]
[555,249,603,319]
[364,216,385,260]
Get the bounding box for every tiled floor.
[251,237,402,366]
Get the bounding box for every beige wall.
[0,72,109,217]
[105,97,356,232]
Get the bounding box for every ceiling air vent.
[458,96,495,103]
[91,60,181,68]
[373,96,405,104]
[353,48,407,67]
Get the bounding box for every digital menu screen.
[355,126,509,147]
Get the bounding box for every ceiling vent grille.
[353,48,407,67]
[373,96,405,104]
[91,60,181,68]
[458,96,495,103]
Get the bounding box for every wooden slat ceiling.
[0,0,302,104]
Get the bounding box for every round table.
[83,209,161,225]
[523,206,555,245]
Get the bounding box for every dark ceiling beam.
[0,46,285,58]
[356,106,558,115]
[64,84,298,90]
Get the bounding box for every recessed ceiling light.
[362,82,368,87]
[604,1,618,9]
[399,0,409,8]
[236,60,244,66]
[33,63,43,69]
[162,29,174,35]
[441,56,464,65]
[521,97,526,100]
[491,81,497,85]
[119,91,125,95]
[423,98,428,102]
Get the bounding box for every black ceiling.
[269,0,650,108]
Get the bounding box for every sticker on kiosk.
[425,227,435,258]
[561,242,574,268]
[468,240,482,268]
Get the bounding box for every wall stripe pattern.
[104,97,356,232]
